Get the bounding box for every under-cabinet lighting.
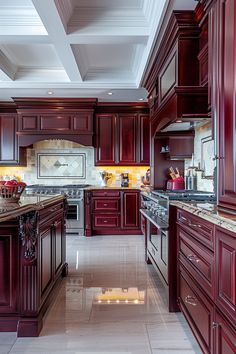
[108,92,113,95]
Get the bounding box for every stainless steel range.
[25,184,91,235]
[140,189,216,311]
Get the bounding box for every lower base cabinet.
[177,209,236,354]
[85,189,141,236]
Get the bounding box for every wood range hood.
[141,9,209,137]
[13,97,98,147]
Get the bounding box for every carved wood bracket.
[18,211,39,260]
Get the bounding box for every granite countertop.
[85,185,146,190]
[0,194,65,223]
[171,200,236,233]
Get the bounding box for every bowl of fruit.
[0,179,26,204]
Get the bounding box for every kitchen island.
[0,194,68,337]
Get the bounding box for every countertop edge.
[0,195,66,223]
[171,200,236,233]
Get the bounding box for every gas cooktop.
[26,184,91,188]
[151,190,216,201]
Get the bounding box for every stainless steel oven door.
[66,198,84,235]
[147,220,168,284]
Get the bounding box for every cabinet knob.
[187,254,201,263]
[103,220,108,223]
[104,203,108,207]
[212,322,219,329]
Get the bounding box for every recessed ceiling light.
[108,92,113,95]
[47,91,54,95]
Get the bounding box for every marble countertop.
[85,185,146,190]
[171,200,236,233]
[0,194,65,223]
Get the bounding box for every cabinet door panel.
[0,115,17,163]
[55,219,63,273]
[215,227,236,326]
[0,231,18,313]
[139,114,150,164]
[40,228,52,294]
[122,191,140,229]
[96,114,116,165]
[118,114,136,164]
[40,115,71,130]
[215,311,236,354]
[93,198,120,212]
[217,0,236,210]
[93,215,120,228]
[179,267,213,353]
[73,113,92,133]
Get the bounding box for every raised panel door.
[122,191,140,229]
[118,114,136,164]
[95,114,116,165]
[18,115,38,131]
[215,227,236,326]
[0,115,18,164]
[215,311,236,354]
[54,218,63,274]
[72,112,92,133]
[40,228,52,294]
[40,115,71,130]
[217,0,236,211]
[0,230,18,313]
[139,114,150,164]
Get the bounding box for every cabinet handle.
[213,155,224,161]
[50,207,57,212]
[103,203,108,207]
[185,295,197,306]
[188,222,201,228]
[181,216,187,221]
[103,220,108,223]
[212,322,219,329]
[187,254,201,263]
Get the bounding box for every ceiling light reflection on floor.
[94,287,145,305]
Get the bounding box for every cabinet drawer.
[92,190,120,197]
[177,210,214,250]
[93,198,120,212]
[179,266,213,354]
[39,202,64,223]
[178,227,214,298]
[93,214,120,228]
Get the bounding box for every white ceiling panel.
[0,0,197,101]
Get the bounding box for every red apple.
[0,180,6,185]
[5,180,18,186]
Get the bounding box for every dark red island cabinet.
[0,196,68,337]
[84,189,141,236]
[176,209,236,354]
[95,113,150,166]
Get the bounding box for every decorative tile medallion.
[37,153,86,179]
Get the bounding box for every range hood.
[151,87,209,136]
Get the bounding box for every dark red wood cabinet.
[176,209,236,353]
[95,114,116,165]
[207,0,236,213]
[0,114,26,166]
[95,113,150,166]
[0,197,67,337]
[85,189,141,236]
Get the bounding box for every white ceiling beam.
[68,34,148,45]
[0,50,17,81]
[32,0,82,82]
[0,35,50,44]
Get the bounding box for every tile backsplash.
[185,121,215,192]
[0,140,149,187]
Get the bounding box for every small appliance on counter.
[166,167,185,190]
[121,173,129,187]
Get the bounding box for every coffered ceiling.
[0,0,197,102]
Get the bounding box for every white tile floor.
[1,235,202,354]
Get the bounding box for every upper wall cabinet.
[95,109,150,166]
[207,0,236,213]
[142,11,208,135]
[0,114,26,166]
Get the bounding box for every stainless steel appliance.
[120,173,129,187]
[140,190,216,283]
[24,184,91,235]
